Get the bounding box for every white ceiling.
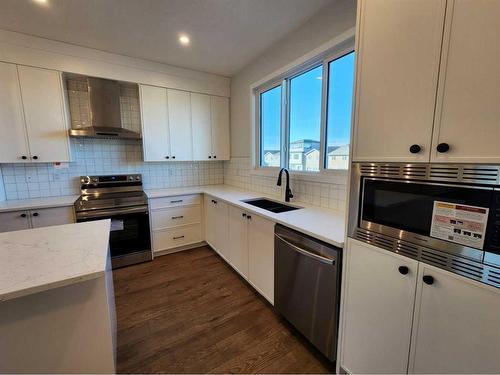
[0,0,334,76]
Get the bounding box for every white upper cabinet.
[17,66,71,163]
[191,93,213,161]
[211,96,230,160]
[352,0,446,162]
[140,85,170,161]
[409,264,500,373]
[0,62,29,163]
[167,89,193,161]
[431,0,500,163]
[340,239,419,374]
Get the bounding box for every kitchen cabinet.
[0,63,70,163]
[204,195,229,261]
[139,84,170,161]
[431,0,500,163]
[210,96,230,160]
[248,214,275,304]
[409,264,500,374]
[150,194,202,254]
[191,93,213,160]
[167,89,193,161]
[0,62,29,163]
[340,238,500,374]
[0,210,31,232]
[352,0,445,163]
[228,205,249,279]
[0,206,75,233]
[340,239,419,374]
[140,85,230,162]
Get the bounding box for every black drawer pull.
[423,275,434,285]
[173,235,185,240]
[409,144,421,154]
[32,155,39,160]
[170,199,183,203]
[398,266,409,275]
[172,215,184,219]
[20,213,27,218]
[242,213,247,217]
[21,155,27,160]
[437,143,450,153]
[246,215,252,220]
[32,212,39,217]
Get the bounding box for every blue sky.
[260,51,354,152]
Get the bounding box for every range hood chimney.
[68,77,141,139]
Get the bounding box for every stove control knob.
[135,176,140,181]
[92,178,98,183]
[81,177,90,184]
[129,176,134,181]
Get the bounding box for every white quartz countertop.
[0,220,111,302]
[0,195,78,213]
[146,185,346,248]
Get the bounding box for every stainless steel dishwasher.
[274,224,342,362]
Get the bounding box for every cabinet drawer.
[150,194,201,209]
[153,224,202,251]
[30,206,75,228]
[151,205,201,230]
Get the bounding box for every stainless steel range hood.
[68,77,141,140]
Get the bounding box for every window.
[256,46,355,173]
[259,85,282,167]
[288,65,323,172]
[325,52,355,170]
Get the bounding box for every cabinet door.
[213,199,229,261]
[167,89,193,161]
[409,264,500,374]
[30,206,75,228]
[0,210,31,233]
[17,66,70,162]
[228,205,249,279]
[0,62,29,163]
[248,214,275,304]
[352,0,446,162]
[204,195,218,248]
[191,93,213,160]
[139,85,170,161]
[340,239,418,374]
[210,96,230,160]
[431,0,500,163]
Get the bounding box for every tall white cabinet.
[0,63,70,163]
[167,89,193,161]
[352,0,500,163]
[340,238,500,374]
[210,96,230,160]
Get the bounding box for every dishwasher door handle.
[275,234,335,265]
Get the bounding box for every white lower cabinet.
[409,264,500,374]
[204,195,229,261]
[150,194,202,254]
[340,238,500,374]
[247,214,275,304]
[0,206,74,233]
[205,197,275,304]
[341,239,418,374]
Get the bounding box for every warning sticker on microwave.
[430,201,489,250]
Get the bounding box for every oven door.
[360,178,495,261]
[77,206,152,268]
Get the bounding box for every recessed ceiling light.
[179,34,190,46]
[33,0,48,4]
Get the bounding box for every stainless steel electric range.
[74,174,152,269]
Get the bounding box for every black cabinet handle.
[165,156,170,159]
[398,266,409,275]
[32,155,39,160]
[214,155,217,159]
[32,212,39,217]
[423,275,434,285]
[20,213,27,218]
[173,235,185,240]
[21,155,27,160]
[242,213,247,217]
[409,144,421,154]
[172,156,176,159]
[170,199,183,204]
[171,215,184,220]
[208,156,212,159]
[437,143,450,153]
[247,215,252,220]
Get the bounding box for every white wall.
[230,0,357,157]
[0,30,230,97]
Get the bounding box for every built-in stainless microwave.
[348,163,500,288]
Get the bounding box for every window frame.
[254,41,355,179]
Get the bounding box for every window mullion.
[319,58,329,173]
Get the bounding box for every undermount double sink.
[241,198,302,213]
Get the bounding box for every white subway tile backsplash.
[0,138,224,200]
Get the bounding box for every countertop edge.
[0,195,78,213]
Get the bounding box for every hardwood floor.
[113,246,334,373]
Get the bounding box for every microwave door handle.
[275,234,335,265]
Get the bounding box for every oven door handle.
[76,205,149,219]
[275,234,335,265]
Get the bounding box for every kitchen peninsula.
[0,220,116,373]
